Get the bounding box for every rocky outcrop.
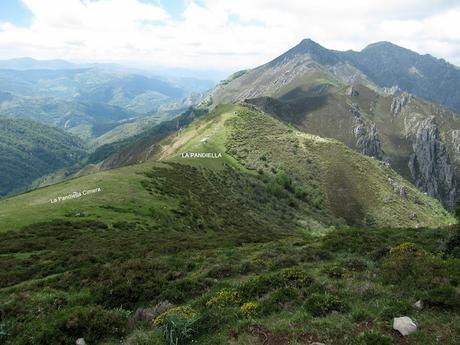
[391,92,413,115]
[405,115,457,208]
[451,130,460,155]
[350,105,386,160]
[393,316,417,336]
[346,85,359,97]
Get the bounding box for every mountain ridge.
[209,38,460,208]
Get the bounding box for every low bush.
[14,305,127,345]
[382,242,445,290]
[154,306,198,345]
[303,292,348,316]
[349,331,394,345]
[424,285,460,310]
[206,288,241,308]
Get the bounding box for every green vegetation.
[1,104,459,344]
[0,118,88,196]
[1,213,459,344]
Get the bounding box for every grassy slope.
[0,104,453,232]
[0,104,459,345]
[151,104,453,228]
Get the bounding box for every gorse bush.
[382,242,445,290]
[206,288,240,308]
[239,302,259,317]
[154,306,198,345]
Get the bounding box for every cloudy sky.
[0,0,459,74]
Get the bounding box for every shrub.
[351,307,373,322]
[321,263,345,278]
[259,287,301,315]
[239,302,259,317]
[154,306,198,345]
[445,228,460,258]
[424,285,460,310]
[304,292,348,316]
[124,329,162,345]
[239,275,280,299]
[378,299,412,320]
[278,267,313,288]
[342,257,368,272]
[382,242,445,290]
[206,288,241,308]
[349,331,394,345]
[14,305,127,345]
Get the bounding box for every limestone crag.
[350,105,386,160]
[405,115,457,208]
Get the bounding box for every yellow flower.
[153,306,197,326]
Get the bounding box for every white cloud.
[0,0,459,71]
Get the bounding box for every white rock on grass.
[76,338,86,345]
[414,300,423,310]
[393,316,417,336]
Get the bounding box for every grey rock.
[405,115,457,208]
[76,339,86,345]
[350,105,386,160]
[391,92,412,115]
[131,300,174,323]
[311,343,326,345]
[346,85,359,97]
[452,130,460,155]
[393,316,417,336]
[414,300,423,310]
[399,186,408,199]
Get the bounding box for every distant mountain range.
[210,39,460,208]
[0,62,215,195]
[0,66,214,141]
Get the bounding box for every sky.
[0,0,459,74]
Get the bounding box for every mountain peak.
[269,38,339,66]
[362,41,411,54]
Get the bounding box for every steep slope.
[0,118,87,196]
[209,40,460,209]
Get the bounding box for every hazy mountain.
[0,118,87,196]
[0,57,79,70]
[0,67,214,143]
[210,39,460,209]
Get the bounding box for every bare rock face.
[346,85,359,97]
[452,130,460,155]
[351,105,386,160]
[391,92,413,115]
[405,115,457,208]
[393,316,417,336]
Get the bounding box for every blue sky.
[0,0,32,26]
[0,0,459,71]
